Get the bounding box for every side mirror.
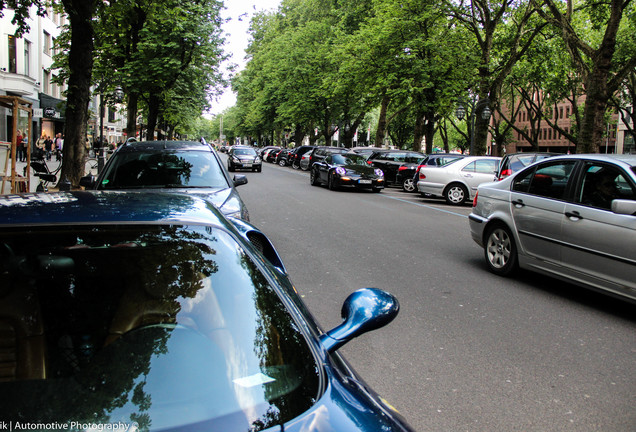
[233,175,248,187]
[611,199,636,216]
[79,175,96,188]
[320,288,399,353]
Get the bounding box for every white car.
[416,156,501,205]
[469,154,636,302]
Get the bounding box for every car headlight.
[232,156,240,162]
[335,167,346,175]
[255,157,262,163]
[374,169,384,177]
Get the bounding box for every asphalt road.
[229,156,636,432]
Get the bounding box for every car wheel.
[444,183,468,205]
[310,168,320,186]
[292,161,300,170]
[328,172,338,190]
[402,178,416,192]
[278,159,286,167]
[484,224,518,276]
[256,166,262,172]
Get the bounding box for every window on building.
[24,40,31,76]
[42,70,50,94]
[43,31,51,56]
[8,35,17,73]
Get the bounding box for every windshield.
[98,151,229,189]
[332,153,368,166]
[233,148,257,156]
[0,225,320,431]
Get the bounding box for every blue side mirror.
[320,288,399,353]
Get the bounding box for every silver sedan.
[417,156,501,205]
[469,154,636,302]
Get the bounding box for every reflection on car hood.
[340,164,377,175]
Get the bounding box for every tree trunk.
[126,93,139,140]
[375,94,389,147]
[146,93,160,140]
[59,0,97,187]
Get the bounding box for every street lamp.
[98,86,124,172]
[456,97,491,155]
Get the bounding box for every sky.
[209,0,282,115]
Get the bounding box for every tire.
[328,172,338,190]
[256,166,262,172]
[278,159,286,167]
[292,161,300,170]
[444,183,468,205]
[310,167,320,186]
[484,224,518,276]
[402,178,416,192]
[84,159,98,176]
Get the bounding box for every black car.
[403,153,466,192]
[275,148,294,166]
[0,190,413,432]
[227,145,262,172]
[80,140,250,220]
[310,152,385,192]
[307,146,349,169]
[367,150,426,186]
[495,152,561,181]
[288,145,316,169]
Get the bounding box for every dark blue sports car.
[310,153,385,192]
[0,191,413,432]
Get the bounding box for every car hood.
[179,187,249,220]
[340,164,378,175]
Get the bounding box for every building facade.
[1,4,125,150]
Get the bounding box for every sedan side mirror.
[320,288,399,353]
[79,175,96,189]
[233,175,248,187]
[612,199,636,216]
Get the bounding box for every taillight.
[419,171,426,180]
[473,191,479,207]
[498,169,512,180]
[398,166,408,171]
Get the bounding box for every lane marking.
[378,193,470,218]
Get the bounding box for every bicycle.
[84,155,98,176]
[28,152,62,191]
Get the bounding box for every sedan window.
[577,163,636,210]
[513,161,576,199]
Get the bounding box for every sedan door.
[459,158,501,196]
[508,160,577,264]
[560,161,636,296]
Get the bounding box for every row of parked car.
[255,144,504,205]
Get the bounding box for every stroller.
[29,150,59,191]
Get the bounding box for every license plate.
[359,179,372,184]
[243,163,252,167]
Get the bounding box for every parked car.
[417,156,501,205]
[257,145,280,157]
[288,145,316,169]
[299,150,313,171]
[469,154,636,303]
[495,152,561,181]
[310,152,385,192]
[367,150,426,186]
[227,145,262,172]
[265,148,283,163]
[402,153,466,192]
[347,146,378,158]
[80,140,250,220]
[0,190,414,432]
[275,148,294,166]
[306,146,349,169]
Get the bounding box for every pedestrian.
[21,135,28,162]
[16,129,25,162]
[44,135,53,161]
[55,133,63,161]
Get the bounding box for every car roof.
[116,140,214,153]
[0,191,229,227]
[528,153,636,168]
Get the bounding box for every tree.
[539,0,636,152]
